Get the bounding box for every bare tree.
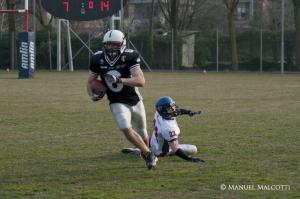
[36,0,54,27]
[158,0,178,68]
[264,1,282,62]
[223,0,239,70]
[148,0,155,66]
[158,0,206,68]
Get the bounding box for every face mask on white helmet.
[103,30,126,60]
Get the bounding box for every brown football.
[89,79,106,98]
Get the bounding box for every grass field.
[0,70,299,198]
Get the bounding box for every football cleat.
[141,151,157,170]
[121,148,141,155]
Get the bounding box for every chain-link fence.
[127,27,298,72]
[195,28,297,72]
[0,28,103,71]
[1,0,299,72]
[0,26,298,72]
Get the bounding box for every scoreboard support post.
[56,18,73,72]
[66,20,74,71]
[56,18,62,71]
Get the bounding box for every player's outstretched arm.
[176,108,202,117]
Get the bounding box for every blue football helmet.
[155,96,177,119]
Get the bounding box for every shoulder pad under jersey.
[124,49,139,62]
[94,50,103,55]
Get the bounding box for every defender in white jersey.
[123,96,205,163]
[151,112,193,156]
[150,96,205,162]
[86,30,156,169]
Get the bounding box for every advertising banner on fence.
[18,32,35,79]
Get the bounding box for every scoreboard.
[41,0,124,21]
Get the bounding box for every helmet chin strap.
[106,49,120,61]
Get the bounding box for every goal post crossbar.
[0,0,29,32]
[0,10,24,13]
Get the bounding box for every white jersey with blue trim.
[150,112,180,156]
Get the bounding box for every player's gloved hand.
[104,74,122,83]
[188,111,197,117]
[190,157,205,163]
[91,93,101,101]
[186,110,202,117]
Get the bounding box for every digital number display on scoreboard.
[41,0,123,21]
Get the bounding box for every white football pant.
[178,144,198,155]
[110,101,148,140]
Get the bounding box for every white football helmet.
[103,30,126,59]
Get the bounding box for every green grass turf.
[0,70,299,198]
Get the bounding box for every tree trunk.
[148,0,155,67]
[227,10,239,70]
[170,0,178,69]
[6,0,16,70]
[294,4,300,70]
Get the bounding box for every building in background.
[237,0,254,21]
[124,0,165,33]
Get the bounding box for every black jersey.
[89,49,142,106]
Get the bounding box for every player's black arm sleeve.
[176,108,192,116]
[175,148,193,161]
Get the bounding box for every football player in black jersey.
[86,30,157,169]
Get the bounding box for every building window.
[237,2,250,20]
